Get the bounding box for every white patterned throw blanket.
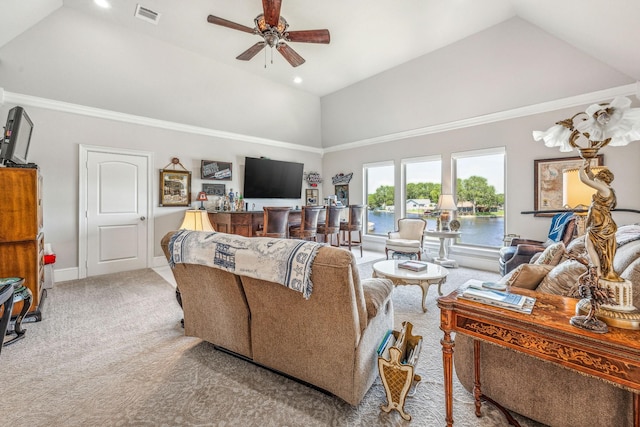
[168,230,323,299]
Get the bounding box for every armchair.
[499,212,577,275]
[385,218,427,260]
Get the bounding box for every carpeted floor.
[2,262,545,426]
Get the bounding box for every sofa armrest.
[388,231,401,239]
[361,278,393,318]
[510,238,545,247]
[513,243,546,256]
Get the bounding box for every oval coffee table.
[372,260,448,312]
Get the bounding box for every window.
[403,156,441,220]
[364,161,395,236]
[452,148,505,248]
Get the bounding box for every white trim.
[1,84,635,156]
[1,90,323,155]
[323,83,638,153]
[78,144,154,279]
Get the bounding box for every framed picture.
[159,169,191,207]
[203,183,226,196]
[201,160,232,180]
[305,189,319,206]
[335,184,349,207]
[534,155,603,216]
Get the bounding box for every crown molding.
[0,90,324,155]
[2,84,637,156]
[323,83,639,153]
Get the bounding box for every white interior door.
[85,150,149,276]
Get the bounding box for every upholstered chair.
[499,212,577,276]
[289,206,323,241]
[256,207,291,238]
[317,205,346,246]
[0,281,15,355]
[339,204,365,256]
[385,218,427,260]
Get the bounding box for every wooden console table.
[437,288,640,427]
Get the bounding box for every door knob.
[140,216,146,221]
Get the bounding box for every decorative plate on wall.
[449,219,461,231]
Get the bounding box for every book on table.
[459,283,536,314]
[398,260,429,271]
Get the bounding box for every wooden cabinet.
[0,168,45,320]
[209,211,302,237]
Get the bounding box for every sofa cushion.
[504,263,554,290]
[361,278,393,318]
[534,241,565,266]
[536,259,586,296]
[563,235,586,261]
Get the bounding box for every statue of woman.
[578,160,622,282]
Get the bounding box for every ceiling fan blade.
[285,29,330,44]
[276,43,305,67]
[262,0,282,28]
[207,15,255,34]
[236,42,267,61]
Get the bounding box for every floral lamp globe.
[533,96,640,332]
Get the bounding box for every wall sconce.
[179,209,215,232]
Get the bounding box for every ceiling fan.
[207,0,330,67]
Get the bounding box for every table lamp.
[534,95,640,331]
[179,209,215,231]
[436,194,457,231]
[196,191,208,210]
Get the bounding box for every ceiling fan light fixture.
[255,14,288,34]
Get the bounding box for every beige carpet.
[2,264,545,426]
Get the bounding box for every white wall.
[0,7,322,148]
[0,102,322,275]
[321,99,640,247]
[321,18,635,147]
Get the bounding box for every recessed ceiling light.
[293,77,303,84]
[94,0,111,8]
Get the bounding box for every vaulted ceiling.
[2,0,639,98]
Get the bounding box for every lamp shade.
[437,194,457,211]
[562,167,605,210]
[179,209,215,231]
[196,191,208,202]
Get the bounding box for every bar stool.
[317,205,346,246]
[256,207,291,238]
[340,204,365,256]
[289,206,323,241]
[1,277,31,349]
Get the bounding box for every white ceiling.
[2,0,639,97]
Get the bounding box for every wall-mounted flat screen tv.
[243,157,304,199]
[1,106,34,165]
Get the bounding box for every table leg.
[473,340,482,416]
[438,237,447,260]
[441,330,455,426]
[419,282,429,313]
[635,393,639,427]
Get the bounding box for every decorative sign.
[304,171,322,187]
[332,172,353,185]
[203,183,226,196]
[201,160,232,180]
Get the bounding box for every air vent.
[134,4,160,24]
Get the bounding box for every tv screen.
[1,106,34,165]
[243,157,304,199]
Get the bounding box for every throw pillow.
[361,278,393,318]
[564,235,586,261]
[537,260,587,296]
[505,264,554,290]
[534,241,565,266]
